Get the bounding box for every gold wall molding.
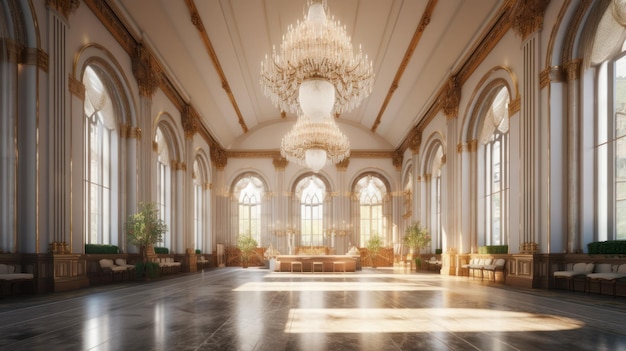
[457,142,468,153]
[152,140,159,152]
[46,0,80,19]
[132,43,160,98]
[508,96,521,115]
[440,154,446,165]
[211,147,228,170]
[561,0,593,65]
[440,75,461,119]
[468,139,478,152]
[171,160,187,171]
[545,0,572,69]
[273,156,289,170]
[182,104,200,139]
[408,128,422,154]
[20,47,48,72]
[371,0,437,132]
[392,150,403,170]
[68,74,85,99]
[204,183,212,190]
[509,0,549,40]
[0,38,20,64]
[185,0,248,133]
[539,66,565,88]
[335,158,350,171]
[563,59,582,82]
[120,124,142,139]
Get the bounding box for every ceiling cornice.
[83,0,225,152]
[185,0,249,134]
[370,0,438,133]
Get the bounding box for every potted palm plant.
[125,202,168,279]
[403,221,431,270]
[236,232,258,268]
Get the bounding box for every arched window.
[297,176,325,246]
[479,86,510,246]
[155,127,172,248]
[193,160,204,252]
[83,66,119,245]
[356,175,386,245]
[597,39,626,240]
[235,176,263,244]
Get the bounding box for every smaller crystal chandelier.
[281,116,350,173]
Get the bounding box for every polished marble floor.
[1,267,625,351]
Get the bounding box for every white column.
[0,41,17,253]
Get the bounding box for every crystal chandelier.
[260,0,374,117]
[281,116,350,173]
[262,0,373,172]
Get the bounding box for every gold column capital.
[132,43,160,98]
[563,59,582,82]
[510,0,549,40]
[46,0,80,18]
[439,75,461,119]
[273,156,289,170]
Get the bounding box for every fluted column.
[0,38,18,253]
[511,0,548,252]
[564,59,581,253]
[45,3,77,247]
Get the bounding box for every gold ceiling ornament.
[613,0,626,27]
[260,0,374,117]
[280,116,350,173]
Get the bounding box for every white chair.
[115,258,136,280]
[483,258,506,282]
[99,259,126,281]
[553,262,594,290]
[587,263,626,297]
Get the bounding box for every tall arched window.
[356,175,386,245]
[193,160,204,252]
[235,176,263,244]
[155,127,172,248]
[430,148,443,250]
[479,86,510,246]
[597,39,626,240]
[83,66,119,245]
[297,176,325,246]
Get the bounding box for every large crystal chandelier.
[281,116,350,173]
[260,0,373,117]
[261,0,373,172]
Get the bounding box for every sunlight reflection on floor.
[233,281,446,292]
[286,308,585,333]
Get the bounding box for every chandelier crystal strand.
[280,116,350,172]
[260,0,374,115]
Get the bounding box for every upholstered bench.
[0,263,34,296]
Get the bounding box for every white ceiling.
[114,0,503,151]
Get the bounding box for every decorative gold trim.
[468,139,478,152]
[392,150,403,170]
[509,0,549,40]
[408,128,421,154]
[68,75,85,99]
[457,143,466,153]
[171,161,187,171]
[132,43,160,98]
[211,147,228,169]
[423,173,432,182]
[204,183,212,190]
[371,0,438,132]
[335,158,350,171]
[540,66,565,88]
[46,0,80,19]
[545,0,571,68]
[508,96,521,116]
[273,156,289,170]
[128,127,142,140]
[440,154,446,165]
[182,104,200,139]
[185,0,248,133]
[563,59,581,82]
[152,141,159,152]
[440,75,461,119]
[20,47,48,72]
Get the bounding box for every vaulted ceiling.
[113,0,505,152]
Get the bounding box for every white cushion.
[595,263,613,273]
[99,259,114,268]
[115,258,127,266]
